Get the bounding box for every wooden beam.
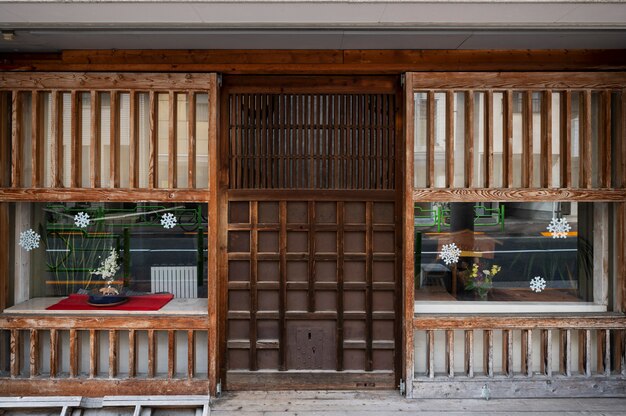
[0,188,208,202]
[502,91,513,188]
[560,91,572,188]
[445,91,454,188]
[541,90,552,188]
[10,90,21,187]
[426,91,435,188]
[464,91,474,188]
[414,315,626,330]
[70,91,82,188]
[188,91,197,188]
[580,90,592,188]
[168,91,178,188]
[90,91,101,188]
[129,91,139,188]
[110,90,120,188]
[0,93,9,187]
[484,91,494,188]
[148,91,158,188]
[412,188,626,202]
[522,91,533,188]
[0,315,209,330]
[600,90,611,188]
[31,90,43,187]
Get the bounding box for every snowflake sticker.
[160,212,177,229]
[74,212,91,228]
[530,276,547,293]
[439,243,462,265]
[546,217,571,239]
[19,229,41,251]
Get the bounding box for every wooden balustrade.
[0,315,210,396]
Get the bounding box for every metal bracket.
[399,378,406,396]
[481,384,491,401]
[216,380,222,397]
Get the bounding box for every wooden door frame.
[216,74,406,390]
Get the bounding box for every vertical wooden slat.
[50,91,63,188]
[522,91,533,188]
[445,330,454,378]
[484,329,494,378]
[31,90,43,187]
[49,328,58,378]
[0,93,9,187]
[600,90,612,188]
[621,91,626,190]
[168,91,178,188]
[69,328,78,378]
[541,329,553,377]
[560,329,572,376]
[70,90,82,188]
[108,329,117,378]
[426,91,435,188]
[464,91,474,188]
[560,91,572,188]
[109,90,120,188]
[89,329,98,378]
[11,91,22,187]
[580,90,592,188]
[541,90,553,188]
[484,91,494,188]
[521,329,532,377]
[464,329,474,378]
[278,201,287,370]
[128,329,136,378]
[168,329,176,379]
[336,201,344,371]
[250,201,258,371]
[10,329,20,378]
[148,91,158,188]
[187,330,195,379]
[427,330,435,379]
[365,201,373,372]
[129,91,139,188]
[445,91,454,188]
[503,329,513,377]
[90,91,101,188]
[580,329,592,377]
[147,329,156,378]
[599,329,611,376]
[307,201,315,312]
[188,91,197,188]
[29,329,38,377]
[502,90,513,188]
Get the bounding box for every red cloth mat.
[46,293,174,311]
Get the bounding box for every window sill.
[415,300,607,314]
[3,297,208,316]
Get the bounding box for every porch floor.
[210,391,626,415]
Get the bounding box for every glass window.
[9,202,207,303]
[414,202,603,307]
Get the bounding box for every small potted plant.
[462,262,501,300]
[88,248,127,305]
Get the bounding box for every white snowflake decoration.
[74,212,91,228]
[160,212,177,229]
[19,229,41,251]
[439,243,462,265]
[546,217,571,239]
[530,276,547,293]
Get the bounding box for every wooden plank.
[188,91,197,188]
[224,370,395,390]
[307,201,315,312]
[426,90,435,188]
[503,329,513,377]
[484,329,494,378]
[0,188,209,202]
[600,90,612,188]
[541,90,552,188]
[90,330,102,379]
[445,330,454,378]
[108,329,117,378]
[229,189,395,201]
[484,91,494,188]
[412,188,626,202]
[464,329,474,378]
[560,91,572,188]
[580,329,592,377]
[50,91,63,187]
[541,329,552,377]
[521,329,533,377]
[250,201,258,371]
[110,90,120,188]
[502,90,513,188]
[427,330,435,379]
[147,329,156,378]
[522,91,533,188]
[336,201,344,371]
[580,90,592,188]
[70,90,82,187]
[69,328,78,378]
[187,329,195,379]
[279,200,287,371]
[169,91,178,188]
[30,90,43,187]
[129,91,139,188]
[49,328,58,378]
[0,93,8,187]
[128,329,136,378]
[622,91,626,189]
[148,91,158,188]
[365,201,373,372]
[465,91,474,188]
[445,90,454,188]
[560,329,572,376]
[90,91,101,188]
[168,329,176,379]
[599,329,611,376]
[29,329,38,377]
[11,90,21,187]
[414,315,626,330]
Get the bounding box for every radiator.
[150,266,198,298]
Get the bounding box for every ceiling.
[1,1,626,52]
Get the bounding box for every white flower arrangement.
[91,248,121,294]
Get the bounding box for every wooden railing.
[0,314,210,396]
[412,315,626,398]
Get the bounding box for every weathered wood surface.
[412,188,626,202]
[0,188,208,202]
[414,314,626,330]
[0,315,209,330]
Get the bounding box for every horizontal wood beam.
[0,315,209,330]
[414,315,626,330]
[0,188,208,202]
[228,189,396,201]
[412,188,626,202]
[1,50,626,74]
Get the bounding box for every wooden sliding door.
[219,76,403,389]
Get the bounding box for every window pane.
[415,201,594,303]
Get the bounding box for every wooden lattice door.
[219,76,401,389]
